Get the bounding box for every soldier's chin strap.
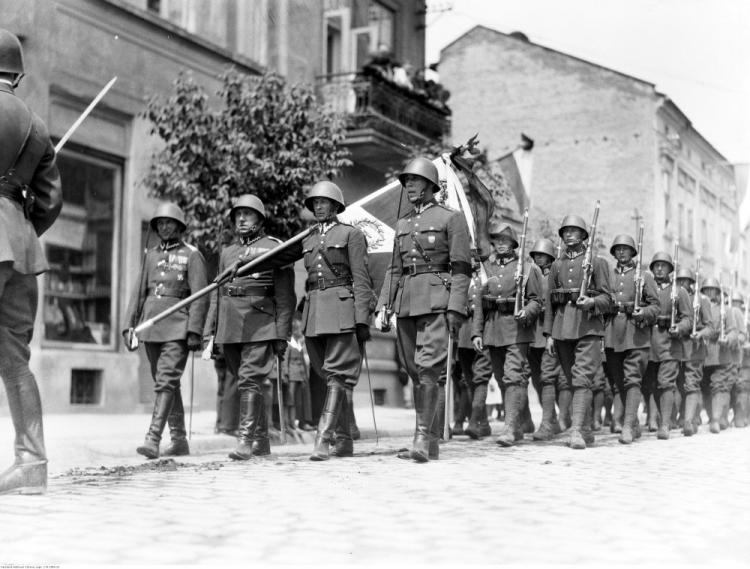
[239,224,262,243]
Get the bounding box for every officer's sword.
[276,355,286,444]
[443,333,454,441]
[361,343,379,445]
[54,77,117,154]
[188,351,195,440]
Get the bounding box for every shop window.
[70,369,102,405]
[43,151,121,347]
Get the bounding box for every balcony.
[316,72,451,169]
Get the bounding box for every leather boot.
[137,391,175,459]
[520,393,535,434]
[682,392,700,436]
[229,391,264,460]
[398,383,421,460]
[251,400,271,457]
[647,393,659,432]
[496,385,525,446]
[311,384,346,461]
[568,388,592,450]
[162,389,189,457]
[533,384,558,441]
[592,389,604,431]
[427,384,445,460]
[619,387,640,444]
[453,382,470,435]
[344,388,360,440]
[611,391,624,434]
[709,391,723,434]
[603,389,613,428]
[409,382,439,462]
[672,388,682,429]
[331,387,354,458]
[657,388,674,440]
[465,383,488,439]
[557,389,572,431]
[0,374,47,495]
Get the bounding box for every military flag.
[497,133,534,214]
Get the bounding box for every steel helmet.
[700,277,720,292]
[609,234,637,256]
[398,157,440,189]
[0,29,24,75]
[530,238,556,259]
[675,267,695,282]
[558,214,589,240]
[304,180,345,213]
[230,194,266,222]
[649,251,674,273]
[488,220,519,248]
[150,202,186,231]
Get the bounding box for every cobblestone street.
[0,408,748,566]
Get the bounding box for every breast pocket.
[415,229,440,251]
[325,241,348,266]
[337,288,356,330]
[302,246,315,268]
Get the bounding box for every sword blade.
[55,77,117,154]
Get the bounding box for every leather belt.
[223,284,275,297]
[482,296,515,314]
[614,302,635,315]
[149,285,189,299]
[307,276,352,291]
[403,262,451,276]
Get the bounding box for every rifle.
[669,240,680,329]
[719,275,727,342]
[514,208,529,317]
[579,201,600,298]
[633,224,644,311]
[692,256,701,336]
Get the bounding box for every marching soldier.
[604,235,660,444]
[123,203,208,458]
[732,293,749,427]
[528,238,568,440]
[642,252,692,440]
[471,222,543,446]
[203,195,295,460]
[699,278,738,433]
[0,29,62,495]
[302,181,373,461]
[543,213,613,450]
[376,157,472,462]
[729,292,747,427]
[674,268,713,436]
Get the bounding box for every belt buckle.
[317,277,326,291]
[155,283,164,298]
[226,285,237,296]
[409,262,418,275]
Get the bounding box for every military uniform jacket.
[543,247,613,340]
[301,221,373,337]
[729,306,746,365]
[204,235,295,344]
[648,282,692,362]
[704,301,738,366]
[0,83,62,275]
[377,201,471,318]
[683,292,713,362]
[458,275,481,349]
[604,263,660,352]
[531,266,551,349]
[471,255,542,347]
[124,240,208,342]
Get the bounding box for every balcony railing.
[316,72,451,144]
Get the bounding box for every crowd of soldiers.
[0,27,747,497]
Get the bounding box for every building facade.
[1,0,441,413]
[440,26,746,293]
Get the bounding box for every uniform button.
[161,272,165,276]
[416,216,421,220]
[318,272,322,276]
[317,264,322,268]
[414,224,419,228]
[568,279,572,282]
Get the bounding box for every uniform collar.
[318,220,337,235]
[492,252,517,266]
[239,232,263,246]
[159,239,182,251]
[615,261,635,274]
[565,244,586,259]
[414,200,436,215]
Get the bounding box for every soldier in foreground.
[471,221,543,446]
[0,29,62,495]
[123,203,208,458]
[604,234,659,444]
[543,211,612,450]
[376,157,471,462]
[203,195,295,460]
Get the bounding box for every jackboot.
[610,391,624,434]
[161,389,190,457]
[520,394,535,434]
[619,387,641,444]
[428,384,445,460]
[496,385,525,447]
[137,391,175,459]
[345,388,360,440]
[251,401,271,457]
[568,388,593,450]
[592,390,604,431]
[557,389,572,431]
[657,388,674,440]
[398,383,421,460]
[682,392,700,437]
[709,391,723,434]
[533,384,558,441]
[409,382,439,462]
[672,388,682,430]
[453,382,470,435]
[229,391,265,460]
[465,383,488,440]
[331,387,354,458]
[311,384,346,461]
[0,374,47,495]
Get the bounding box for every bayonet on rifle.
[578,201,600,299]
[692,256,701,336]
[633,224,644,311]
[669,240,679,329]
[514,208,529,318]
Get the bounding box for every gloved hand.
[472,336,483,353]
[213,260,240,284]
[122,328,139,352]
[446,310,465,340]
[356,323,371,344]
[187,332,202,351]
[273,339,288,357]
[576,295,596,311]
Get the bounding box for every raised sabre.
[55,77,117,153]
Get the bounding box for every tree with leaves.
[142,69,351,258]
